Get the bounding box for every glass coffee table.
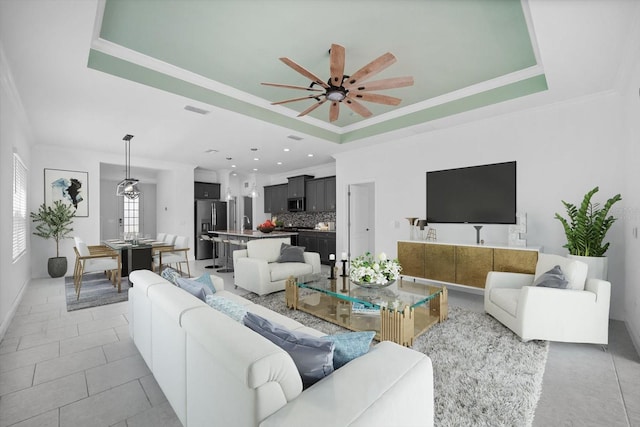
[285,274,448,347]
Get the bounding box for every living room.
[2,0,640,426]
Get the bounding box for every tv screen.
[426,161,516,224]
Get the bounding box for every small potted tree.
[554,186,622,279]
[30,200,76,278]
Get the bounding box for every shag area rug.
[246,291,549,427]
[64,272,131,311]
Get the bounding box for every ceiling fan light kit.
[262,44,414,122]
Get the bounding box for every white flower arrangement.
[349,252,402,285]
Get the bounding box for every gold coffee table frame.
[286,275,448,347]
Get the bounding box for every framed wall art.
[44,168,89,217]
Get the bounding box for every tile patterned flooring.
[1,261,639,426]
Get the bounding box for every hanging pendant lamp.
[116,134,141,199]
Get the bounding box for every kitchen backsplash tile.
[273,211,336,228]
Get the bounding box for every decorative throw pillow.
[175,277,213,302]
[321,331,376,369]
[243,312,334,388]
[193,273,216,294]
[277,243,306,263]
[161,267,182,285]
[207,295,247,322]
[532,265,569,289]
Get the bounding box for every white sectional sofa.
[128,269,434,427]
[233,237,321,295]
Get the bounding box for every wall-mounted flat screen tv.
[426,161,516,224]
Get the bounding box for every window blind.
[13,153,27,261]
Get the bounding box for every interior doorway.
[243,196,253,230]
[348,182,375,259]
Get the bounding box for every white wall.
[30,145,195,278]
[621,46,640,351]
[335,91,628,320]
[0,43,32,338]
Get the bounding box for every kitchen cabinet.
[264,184,288,213]
[287,175,313,198]
[298,231,336,265]
[305,176,336,212]
[194,182,221,200]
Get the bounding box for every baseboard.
[0,278,29,342]
[626,319,640,358]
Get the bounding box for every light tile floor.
[0,260,638,426]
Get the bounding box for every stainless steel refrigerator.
[195,200,227,260]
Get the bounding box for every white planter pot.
[568,255,608,280]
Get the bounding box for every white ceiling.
[1,0,639,178]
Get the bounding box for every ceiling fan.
[262,44,414,122]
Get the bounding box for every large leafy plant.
[554,187,621,257]
[30,200,75,257]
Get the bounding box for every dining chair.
[73,238,122,300]
[154,235,191,277]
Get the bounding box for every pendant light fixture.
[116,134,141,199]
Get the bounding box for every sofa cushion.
[277,243,306,263]
[247,238,290,263]
[193,273,217,293]
[489,288,520,317]
[270,262,313,282]
[243,312,334,388]
[161,267,182,285]
[534,253,587,291]
[532,265,569,289]
[176,277,213,302]
[206,295,247,322]
[321,331,376,369]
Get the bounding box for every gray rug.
[65,272,131,311]
[246,292,549,427]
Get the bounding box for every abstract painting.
[44,168,89,217]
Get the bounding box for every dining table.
[103,238,173,276]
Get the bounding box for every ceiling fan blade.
[343,97,373,118]
[297,99,327,117]
[346,76,414,92]
[348,92,402,106]
[261,82,323,92]
[329,44,345,87]
[271,95,320,105]
[329,101,340,122]
[279,57,329,89]
[344,52,397,87]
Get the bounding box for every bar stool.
[199,234,214,269]
[211,235,224,269]
[217,237,234,273]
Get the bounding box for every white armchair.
[233,237,321,295]
[484,253,610,345]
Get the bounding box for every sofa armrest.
[234,257,272,289]
[303,251,321,274]
[485,271,534,291]
[585,278,611,304]
[260,341,434,427]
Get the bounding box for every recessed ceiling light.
[287,135,303,141]
[308,154,314,157]
[284,148,290,152]
[231,164,236,168]
[277,162,282,165]
[253,168,258,171]
[231,172,237,176]
[205,149,218,153]
[253,158,259,161]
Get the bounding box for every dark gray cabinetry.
[287,175,313,198]
[298,231,336,265]
[194,182,221,199]
[305,176,336,212]
[264,184,288,213]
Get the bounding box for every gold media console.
[397,241,539,289]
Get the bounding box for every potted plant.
[30,200,76,278]
[554,186,622,279]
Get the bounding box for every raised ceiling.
[90,0,546,144]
